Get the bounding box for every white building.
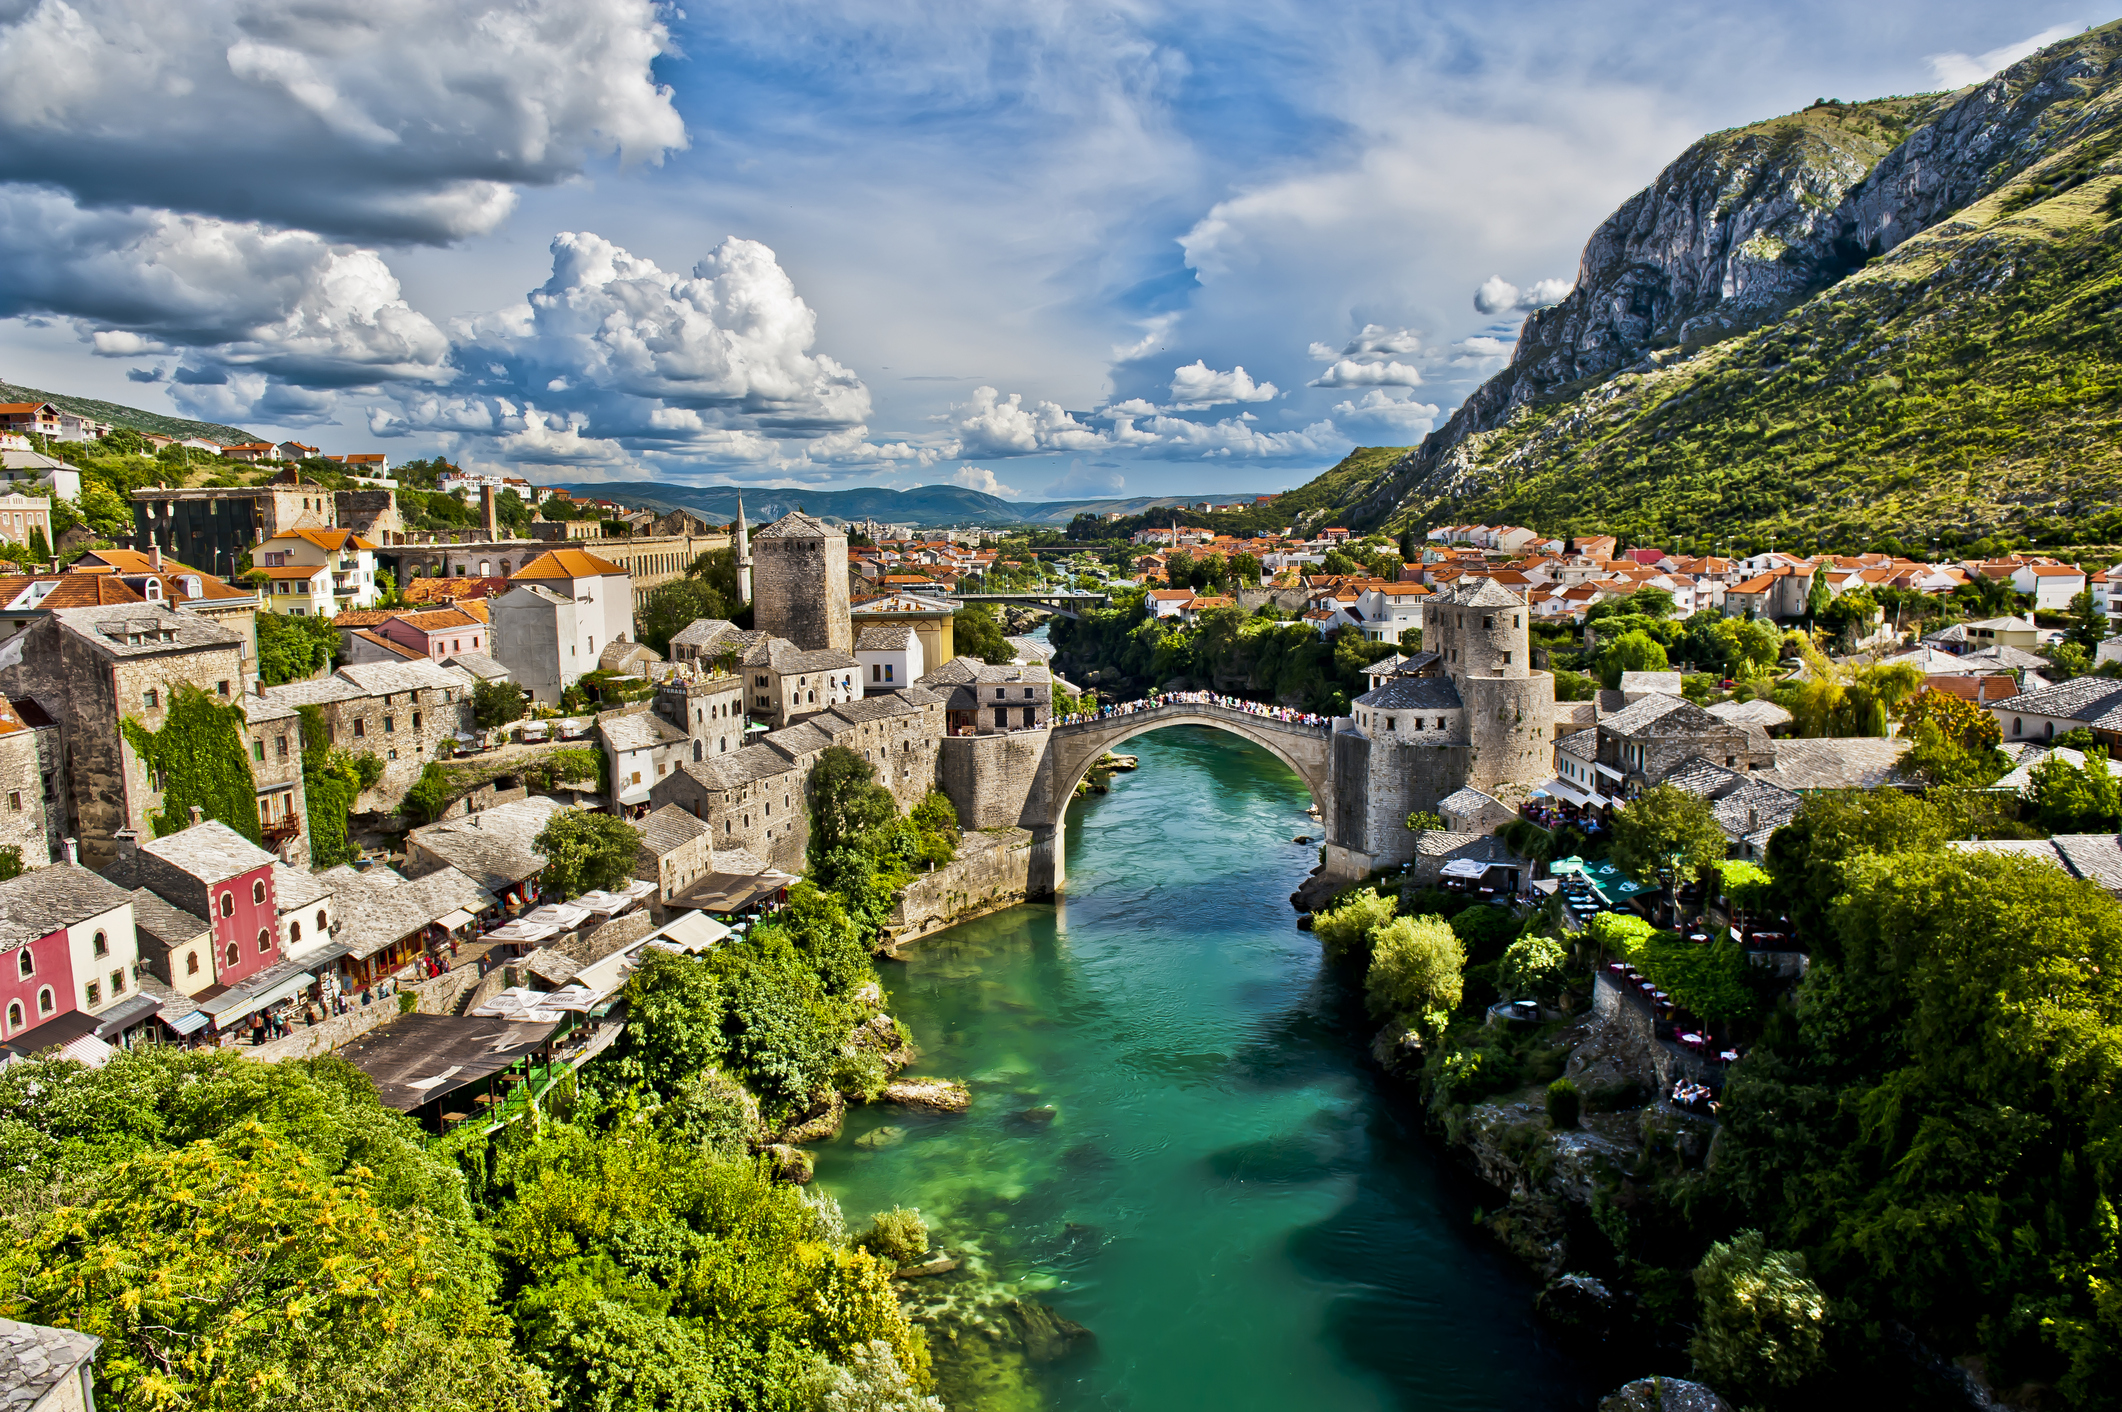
[855,621,926,693]
[490,548,635,705]
[2012,563,2087,611]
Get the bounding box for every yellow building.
[256,528,381,615]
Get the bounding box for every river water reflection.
[813,726,1594,1411]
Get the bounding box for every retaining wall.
[884,827,1033,946]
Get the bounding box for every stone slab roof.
[1556,730,1595,763]
[0,1317,98,1410]
[1706,699,1794,728]
[135,820,277,886]
[684,744,803,790]
[1991,744,2122,795]
[241,695,300,725]
[1992,676,2122,730]
[825,694,917,726]
[768,644,859,673]
[600,712,688,752]
[336,658,472,696]
[1758,737,1911,791]
[444,651,510,681]
[638,804,709,857]
[0,865,133,952]
[54,602,241,658]
[1354,675,1463,710]
[125,886,210,948]
[1598,694,1723,737]
[856,622,914,651]
[271,862,332,913]
[1951,834,2122,896]
[405,796,567,890]
[1437,786,1501,816]
[330,864,494,960]
[671,618,744,651]
[754,510,837,540]
[763,721,834,759]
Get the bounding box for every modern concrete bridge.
[952,591,1111,620]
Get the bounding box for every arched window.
[16,949,30,978]
[290,920,302,944]
[220,892,234,917]
[252,879,266,905]
[92,931,107,958]
[693,740,703,762]
[36,987,52,1015]
[5,1001,19,1032]
[316,909,327,931]
[186,951,200,975]
[257,928,272,954]
[225,943,239,969]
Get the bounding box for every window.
[317,909,327,931]
[1501,652,1511,665]
[220,892,234,917]
[84,981,99,1007]
[5,792,16,812]
[252,879,266,904]
[258,928,272,954]
[110,969,125,995]
[5,1002,18,1032]
[92,930,107,958]
[186,950,199,975]
[35,987,50,1015]
[353,718,366,738]
[631,770,641,785]
[252,739,265,762]
[383,715,395,733]
[144,688,158,709]
[277,735,289,757]
[225,943,239,969]
[412,712,421,730]
[15,949,29,978]
[217,680,230,697]
[387,748,397,761]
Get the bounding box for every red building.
[104,819,282,986]
[0,924,72,1042]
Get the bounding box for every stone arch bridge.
[1028,703,1332,894]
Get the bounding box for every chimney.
[481,484,499,541]
[62,837,76,865]
[114,829,139,860]
[149,541,162,573]
[188,804,203,827]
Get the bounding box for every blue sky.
[0,1,2091,501]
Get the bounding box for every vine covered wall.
[119,685,262,844]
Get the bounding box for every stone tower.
[1442,578,1551,793]
[734,492,753,604]
[751,510,851,652]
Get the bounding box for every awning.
[159,1006,211,1037]
[91,993,161,1036]
[198,967,315,1025]
[650,910,730,953]
[484,919,561,944]
[434,908,477,932]
[1440,858,1501,879]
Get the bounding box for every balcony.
[261,816,302,846]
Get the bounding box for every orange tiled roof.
[391,608,479,632]
[352,629,426,661]
[511,548,627,580]
[0,574,144,609]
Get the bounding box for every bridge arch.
[1033,703,1334,895]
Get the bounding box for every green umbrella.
[1551,856,1584,875]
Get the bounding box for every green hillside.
[0,380,254,447]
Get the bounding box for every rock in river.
[854,1125,907,1150]
[883,1076,971,1111]
[1016,1104,1058,1125]
[1598,1378,1731,1412]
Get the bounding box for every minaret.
[734,493,753,604]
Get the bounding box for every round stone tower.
[1451,579,1552,792]
[751,510,852,652]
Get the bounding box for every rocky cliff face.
[1347,20,2122,532]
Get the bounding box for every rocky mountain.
[1319,20,2122,551]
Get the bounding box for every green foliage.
[2028,746,2122,833]
[638,577,730,655]
[77,480,132,539]
[1586,910,1656,956]
[1716,859,1775,914]
[684,546,745,610]
[1546,1077,1580,1129]
[1364,915,1465,1031]
[1552,669,1597,701]
[120,685,261,845]
[1689,1230,1829,1399]
[809,747,899,863]
[908,790,960,866]
[403,762,453,824]
[1498,934,1568,1000]
[1312,887,1397,965]
[1611,783,1728,883]
[857,1208,929,1267]
[1763,790,1951,955]
[473,677,529,730]
[254,610,338,685]
[952,602,1014,665]
[1597,629,1668,688]
[532,809,644,901]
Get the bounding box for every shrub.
[1690,1230,1828,1395]
[1314,887,1397,965]
[858,1207,929,1267]
[1364,916,1465,1029]
[1546,1077,1580,1129]
[1498,934,1568,999]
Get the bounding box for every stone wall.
[334,489,402,544]
[754,529,852,653]
[1589,971,1718,1090]
[0,729,51,868]
[940,729,1048,831]
[1463,673,1557,794]
[884,827,1032,945]
[301,681,476,812]
[246,962,483,1062]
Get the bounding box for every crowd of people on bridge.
[1056,690,1329,729]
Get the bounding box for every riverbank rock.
[1290,864,1342,914]
[1369,1024,1425,1080]
[855,1124,908,1150]
[779,1090,846,1144]
[884,1077,970,1111]
[854,1013,918,1071]
[1597,1377,1732,1412]
[1536,1272,1620,1350]
[896,1253,960,1278]
[763,1143,814,1184]
[1015,1104,1058,1125]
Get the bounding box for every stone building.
[649,745,810,873]
[128,885,216,996]
[742,639,860,729]
[917,657,1053,734]
[263,659,476,813]
[0,697,61,870]
[241,695,309,859]
[653,669,746,759]
[69,547,262,684]
[634,804,715,905]
[131,474,340,576]
[0,861,144,1043]
[752,512,852,653]
[402,794,566,897]
[102,820,281,993]
[1325,579,1558,879]
[855,621,925,692]
[602,707,694,813]
[0,603,249,870]
[1585,695,1772,803]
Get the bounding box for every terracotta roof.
[402,576,507,603]
[254,565,327,580]
[391,608,479,632]
[352,630,426,661]
[0,574,144,609]
[511,548,627,580]
[332,608,397,628]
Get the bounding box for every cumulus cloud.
[1144,413,1340,459]
[1331,389,1441,437]
[0,0,685,244]
[1926,24,2077,88]
[1309,358,1422,388]
[1104,397,1160,417]
[1312,323,1421,362]
[1044,461,1126,498]
[1167,359,1277,408]
[1454,335,1514,359]
[950,465,1021,498]
[1473,274,1573,314]
[942,385,1104,456]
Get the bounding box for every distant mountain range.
[0,381,255,446]
[552,481,1264,528]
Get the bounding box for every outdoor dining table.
[1718,1050,1740,1062]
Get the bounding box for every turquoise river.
[815,726,1597,1411]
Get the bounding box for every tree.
[1610,783,1727,884]
[1164,548,1196,587]
[1690,1230,1829,1397]
[1318,547,1358,577]
[78,480,133,540]
[1364,915,1465,1031]
[1598,629,1669,688]
[473,677,528,729]
[1804,571,1833,626]
[2068,588,2112,653]
[1312,887,1397,965]
[254,610,338,686]
[1229,551,1263,587]
[1498,934,1568,1000]
[639,578,729,655]
[1712,616,1781,679]
[952,602,1014,665]
[688,546,744,606]
[2028,748,2122,833]
[808,746,899,861]
[1631,585,1676,620]
[26,524,49,561]
[1761,789,1948,957]
[533,809,643,901]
